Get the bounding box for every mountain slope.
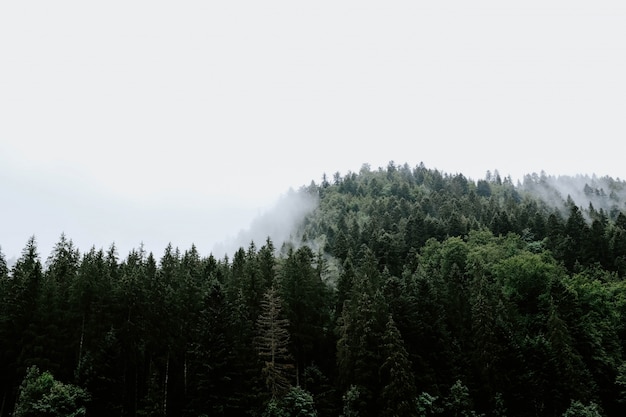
[296,162,626,278]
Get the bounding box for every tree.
[616,361,626,405]
[476,180,491,198]
[256,287,295,400]
[185,279,233,416]
[378,315,418,417]
[563,203,589,270]
[340,385,364,417]
[0,247,11,416]
[0,248,8,280]
[70,247,112,373]
[468,265,507,408]
[281,246,331,385]
[41,234,81,380]
[561,400,603,417]
[1,237,43,415]
[13,365,89,417]
[263,386,318,417]
[336,255,356,318]
[444,380,474,417]
[416,392,441,417]
[336,269,388,417]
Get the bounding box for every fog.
[521,172,626,218]
[212,188,319,259]
[2,2,626,263]
[0,165,318,264]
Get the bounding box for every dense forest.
[3,162,626,417]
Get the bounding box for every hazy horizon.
[2,1,625,261]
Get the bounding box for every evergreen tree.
[41,234,81,380]
[378,315,418,417]
[563,202,590,270]
[13,365,89,417]
[0,247,11,417]
[281,246,331,385]
[336,271,387,417]
[444,380,474,417]
[1,237,44,415]
[185,279,232,416]
[2,163,626,417]
[561,400,603,417]
[256,287,295,400]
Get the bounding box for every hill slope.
[2,161,626,417]
[296,162,626,277]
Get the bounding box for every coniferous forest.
[4,162,626,417]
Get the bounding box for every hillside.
[2,162,626,417]
[297,162,626,278]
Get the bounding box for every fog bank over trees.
[212,188,319,259]
[520,171,626,219]
[3,162,626,417]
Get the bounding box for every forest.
[2,162,626,417]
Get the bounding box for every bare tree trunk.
[184,352,188,398]
[164,351,169,416]
[78,313,85,365]
[134,362,138,417]
[296,362,300,387]
[0,391,6,417]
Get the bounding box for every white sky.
[1,1,625,260]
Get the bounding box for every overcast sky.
[1,1,625,260]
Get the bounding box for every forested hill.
[298,163,626,277]
[2,162,626,417]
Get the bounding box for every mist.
[211,188,319,259]
[520,171,626,219]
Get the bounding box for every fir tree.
[256,287,294,400]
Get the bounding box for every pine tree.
[0,247,11,417]
[2,237,44,414]
[378,315,418,417]
[13,365,89,417]
[281,246,331,385]
[41,234,81,380]
[336,272,387,417]
[256,287,294,400]
[185,279,232,416]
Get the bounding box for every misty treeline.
[2,162,626,417]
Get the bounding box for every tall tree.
[336,270,387,417]
[0,247,11,417]
[1,237,43,416]
[281,246,331,385]
[13,366,89,417]
[185,279,233,416]
[41,234,81,380]
[378,314,418,417]
[256,287,294,400]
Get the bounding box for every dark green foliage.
[263,386,318,417]
[0,237,44,416]
[14,366,89,417]
[185,280,232,416]
[444,380,475,417]
[378,315,418,417]
[256,286,295,400]
[280,246,333,385]
[336,279,387,416]
[561,400,603,417]
[3,163,626,417]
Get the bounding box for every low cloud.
[521,172,626,219]
[212,188,319,259]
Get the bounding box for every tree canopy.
[2,162,626,417]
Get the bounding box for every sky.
[1,1,626,261]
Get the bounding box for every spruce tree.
[13,365,89,417]
[378,314,418,417]
[256,286,294,400]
